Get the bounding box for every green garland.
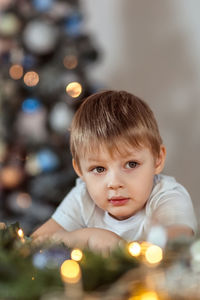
[2,223,199,300]
[0,223,139,299]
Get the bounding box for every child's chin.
[109,212,132,221]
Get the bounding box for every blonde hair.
[70,90,163,165]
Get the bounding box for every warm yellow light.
[17,228,24,239]
[60,260,81,283]
[1,166,24,188]
[63,55,78,69]
[66,81,82,98]
[23,71,39,87]
[9,64,23,80]
[140,241,151,255]
[128,291,159,300]
[71,249,83,261]
[145,245,163,265]
[128,242,141,257]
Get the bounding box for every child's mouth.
[109,198,129,206]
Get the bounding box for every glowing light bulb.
[145,245,163,265]
[128,242,141,257]
[60,260,81,283]
[63,55,78,69]
[140,291,159,300]
[128,291,159,300]
[17,228,25,241]
[23,71,39,87]
[9,64,23,80]
[140,241,151,255]
[66,81,82,98]
[71,249,83,261]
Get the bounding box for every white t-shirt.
[52,174,197,241]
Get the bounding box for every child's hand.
[87,229,122,253]
[51,230,70,244]
[46,228,122,254]
[31,228,123,254]
[31,234,51,246]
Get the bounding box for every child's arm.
[31,219,122,252]
[31,218,64,239]
[167,225,194,239]
[52,227,122,252]
[150,191,197,239]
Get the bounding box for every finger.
[31,235,50,246]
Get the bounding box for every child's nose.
[107,172,123,189]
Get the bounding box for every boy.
[32,90,197,251]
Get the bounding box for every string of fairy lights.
[15,226,165,300]
[2,222,200,299]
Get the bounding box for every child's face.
[73,142,166,221]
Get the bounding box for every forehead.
[79,139,152,161]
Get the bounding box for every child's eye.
[126,161,138,169]
[92,166,105,173]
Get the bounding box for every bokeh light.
[71,249,83,261]
[145,245,163,265]
[9,64,23,80]
[0,0,14,10]
[66,81,82,98]
[23,71,39,87]
[1,166,24,188]
[22,98,41,113]
[25,154,41,176]
[16,193,32,209]
[0,13,21,35]
[17,228,24,239]
[60,259,81,283]
[140,241,151,255]
[129,290,159,300]
[63,55,78,69]
[128,242,141,257]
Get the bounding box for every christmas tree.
[0,0,100,235]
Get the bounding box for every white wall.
[81,0,200,220]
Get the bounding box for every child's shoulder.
[153,174,188,194]
[74,177,94,203]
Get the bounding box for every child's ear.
[155,145,166,174]
[72,159,82,178]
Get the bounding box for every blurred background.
[0,0,199,234]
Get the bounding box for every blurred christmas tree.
[0,0,100,234]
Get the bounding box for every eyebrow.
[85,151,142,163]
